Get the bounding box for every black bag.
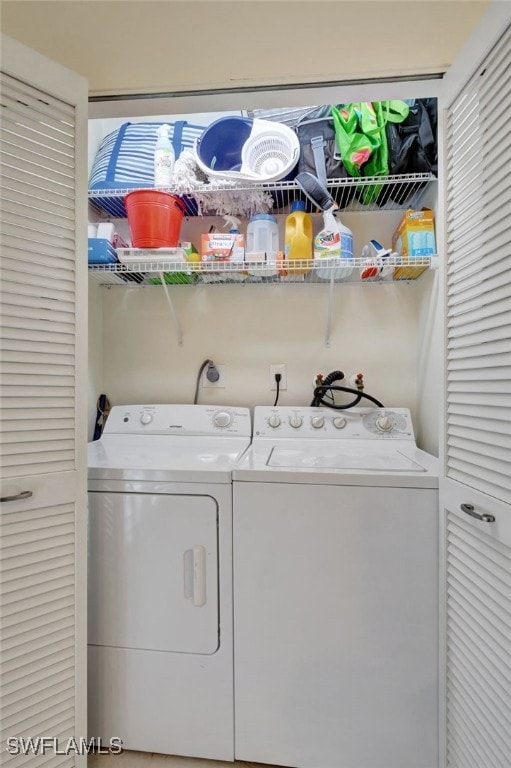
[387,98,437,175]
[377,99,437,205]
[296,106,350,183]
[295,106,355,208]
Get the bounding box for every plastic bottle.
[223,216,245,263]
[313,206,353,280]
[246,214,279,276]
[285,200,313,274]
[181,241,201,264]
[154,124,175,187]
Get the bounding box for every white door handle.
[183,545,206,606]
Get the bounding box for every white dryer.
[233,406,439,768]
[87,404,251,761]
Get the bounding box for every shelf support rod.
[324,271,335,348]
[159,272,183,347]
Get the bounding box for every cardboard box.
[392,208,435,280]
[201,233,245,262]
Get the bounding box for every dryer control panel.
[253,407,415,440]
[103,404,252,436]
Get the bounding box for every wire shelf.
[88,173,436,218]
[88,253,437,286]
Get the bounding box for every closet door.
[0,35,88,766]
[441,9,511,768]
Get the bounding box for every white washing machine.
[233,406,439,768]
[87,404,251,761]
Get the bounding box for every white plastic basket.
[240,123,300,182]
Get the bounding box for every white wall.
[414,179,442,456]
[97,281,423,405]
[1,1,489,97]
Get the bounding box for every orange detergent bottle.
[284,200,313,274]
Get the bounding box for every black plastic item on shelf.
[376,99,438,206]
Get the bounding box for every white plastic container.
[246,214,279,276]
[314,207,354,280]
[96,222,116,243]
[154,124,175,187]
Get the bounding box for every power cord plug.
[206,361,220,383]
[273,372,282,407]
[194,358,220,404]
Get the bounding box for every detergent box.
[201,233,245,263]
[392,208,436,280]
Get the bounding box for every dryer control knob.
[311,415,325,429]
[289,414,303,429]
[268,414,281,428]
[333,417,347,429]
[376,415,393,432]
[140,413,153,425]
[213,411,232,428]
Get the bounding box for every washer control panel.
[254,406,414,440]
[104,404,252,436]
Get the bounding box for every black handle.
[461,503,495,523]
[1,490,33,503]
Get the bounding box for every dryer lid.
[88,434,251,483]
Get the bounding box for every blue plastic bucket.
[195,116,253,172]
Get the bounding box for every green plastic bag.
[332,101,409,204]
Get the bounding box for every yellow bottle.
[182,241,201,269]
[285,200,313,274]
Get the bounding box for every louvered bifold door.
[443,20,511,768]
[0,34,87,768]
[445,24,511,504]
[0,74,76,477]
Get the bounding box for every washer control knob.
[214,411,232,428]
[333,417,347,429]
[311,415,325,429]
[268,414,281,428]
[376,415,393,432]
[140,413,153,425]
[289,414,303,429]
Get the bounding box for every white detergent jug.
[246,214,279,277]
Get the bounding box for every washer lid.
[233,439,439,488]
[268,444,427,472]
[88,434,251,483]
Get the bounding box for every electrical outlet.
[202,364,226,388]
[270,364,287,391]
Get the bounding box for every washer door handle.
[183,545,207,606]
[461,503,496,523]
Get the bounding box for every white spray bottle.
[314,205,354,280]
[295,172,354,281]
[154,124,175,187]
[223,215,245,262]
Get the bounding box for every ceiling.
[1,0,490,99]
